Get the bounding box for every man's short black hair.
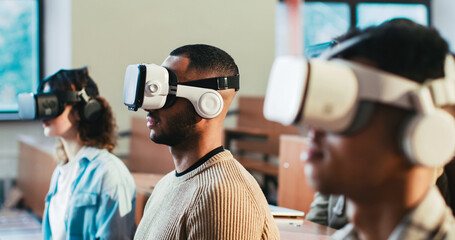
[170,44,239,77]
[333,18,450,83]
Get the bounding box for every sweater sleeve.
[186,182,268,240]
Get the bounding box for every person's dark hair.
[331,19,451,153]
[333,18,450,83]
[170,44,239,77]
[40,67,117,160]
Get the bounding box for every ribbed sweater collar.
[172,149,233,183]
[175,146,224,177]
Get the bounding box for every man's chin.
[150,134,163,144]
[308,179,341,195]
[305,171,337,195]
[149,132,162,144]
[150,134,178,147]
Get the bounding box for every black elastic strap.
[54,91,80,103]
[179,75,240,91]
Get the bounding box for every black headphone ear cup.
[196,92,223,119]
[80,98,102,122]
[402,109,455,167]
[342,101,375,134]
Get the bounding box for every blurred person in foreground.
[263,19,455,239]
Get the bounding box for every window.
[0,0,41,120]
[357,3,428,28]
[304,2,350,47]
[276,0,431,57]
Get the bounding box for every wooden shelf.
[236,156,279,177]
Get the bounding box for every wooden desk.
[276,218,336,239]
[132,173,336,239]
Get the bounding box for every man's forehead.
[162,55,189,72]
[162,55,192,83]
[162,55,215,82]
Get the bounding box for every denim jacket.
[42,147,136,240]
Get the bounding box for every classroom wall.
[1,0,455,179]
[71,0,276,155]
[70,0,276,125]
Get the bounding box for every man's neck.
[170,128,223,173]
[347,167,433,240]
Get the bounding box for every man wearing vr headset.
[264,19,455,239]
[305,19,455,233]
[21,68,137,239]
[131,44,279,239]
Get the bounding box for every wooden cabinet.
[17,135,57,219]
[278,135,316,215]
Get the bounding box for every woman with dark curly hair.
[39,67,136,239]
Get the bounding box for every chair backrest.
[233,96,299,156]
[128,117,175,174]
[237,96,298,134]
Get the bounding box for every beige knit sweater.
[134,150,280,240]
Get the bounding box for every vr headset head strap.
[178,75,240,91]
[54,91,80,103]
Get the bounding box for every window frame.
[281,0,432,27]
[0,0,43,121]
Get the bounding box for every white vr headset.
[17,89,102,121]
[264,55,455,167]
[123,64,239,119]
